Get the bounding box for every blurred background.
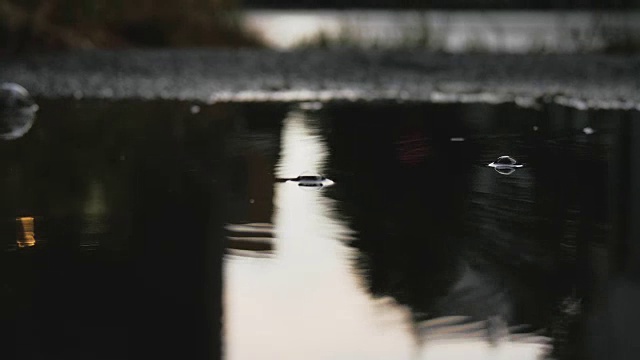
[1,0,640,54]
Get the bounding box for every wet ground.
[1,99,639,359]
[1,50,640,110]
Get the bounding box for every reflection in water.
[276,109,327,178]
[226,223,275,257]
[488,155,524,176]
[79,180,109,250]
[419,337,551,360]
[0,100,635,359]
[323,103,608,358]
[16,216,36,248]
[226,109,417,360]
[225,107,552,359]
[0,83,38,141]
[0,100,234,360]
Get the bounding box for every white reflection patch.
[224,109,552,360]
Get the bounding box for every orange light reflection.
[17,216,36,248]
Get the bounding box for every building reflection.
[324,102,622,358]
[225,108,423,360]
[0,98,635,360]
[325,103,476,321]
[0,101,292,360]
[225,104,551,360]
[223,110,282,258]
[225,223,274,256]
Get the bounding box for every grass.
[293,19,438,50]
[291,11,640,54]
[4,6,640,54]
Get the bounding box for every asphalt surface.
[1,49,640,109]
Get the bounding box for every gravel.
[1,49,640,109]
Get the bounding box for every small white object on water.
[583,127,595,135]
[190,105,201,114]
[0,83,38,140]
[533,126,539,131]
[488,156,523,176]
[285,173,335,188]
[450,137,465,142]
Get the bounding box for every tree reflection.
[324,102,618,357]
[0,100,289,360]
[325,103,477,323]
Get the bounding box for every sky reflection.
[224,107,551,359]
[225,109,416,360]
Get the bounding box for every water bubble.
[488,156,523,176]
[0,83,38,140]
[494,167,517,175]
[494,156,517,166]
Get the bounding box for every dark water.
[1,99,639,359]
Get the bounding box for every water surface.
[1,99,638,359]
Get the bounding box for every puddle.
[0,99,637,359]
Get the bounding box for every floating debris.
[450,137,465,142]
[276,173,335,188]
[583,126,595,135]
[0,83,38,140]
[190,105,201,114]
[488,156,523,176]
